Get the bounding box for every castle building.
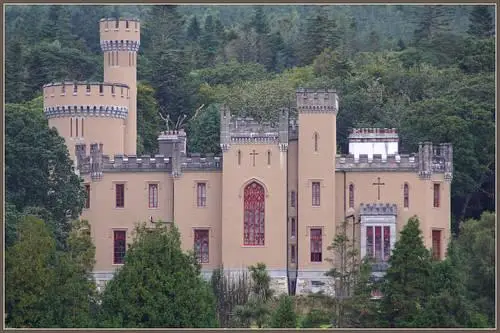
[43,18,453,295]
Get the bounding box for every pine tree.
[413,6,452,44]
[377,217,433,327]
[467,6,494,38]
[187,15,201,41]
[269,295,297,328]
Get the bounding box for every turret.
[100,18,140,156]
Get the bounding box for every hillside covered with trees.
[4,4,495,328]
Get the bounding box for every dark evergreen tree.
[377,217,433,327]
[467,6,494,38]
[5,39,27,103]
[269,295,297,328]
[413,6,452,44]
[6,100,85,250]
[187,15,201,41]
[99,222,218,328]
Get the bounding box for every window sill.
[148,207,159,210]
[242,245,266,248]
[112,263,124,266]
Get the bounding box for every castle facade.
[43,18,453,295]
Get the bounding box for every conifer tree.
[269,295,297,328]
[467,6,494,38]
[99,222,218,328]
[377,217,433,327]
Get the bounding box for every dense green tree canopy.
[6,217,97,328]
[6,99,85,249]
[98,223,217,328]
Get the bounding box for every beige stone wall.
[81,171,173,272]
[297,112,337,272]
[99,19,140,42]
[287,140,298,272]
[334,171,451,258]
[100,18,139,156]
[44,83,130,160]
[221,143,288,271]
[173,171,223,270]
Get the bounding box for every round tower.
[100,18,140,156]
[43,81,129,161]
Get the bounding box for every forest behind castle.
[4,5,495,328]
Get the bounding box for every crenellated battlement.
[76,143,222,178]
[100,18,140,50]
[336,141,453,180]
[221,106,289,147]
[43,82,130,119]
[348,128,398,142]
[336,153,418,172]
[296,88,339,114]
[182,153,222,170]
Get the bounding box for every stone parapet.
[336,153,419,172]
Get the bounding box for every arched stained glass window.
[243,182,265,246]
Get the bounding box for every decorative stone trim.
[44,105,128,119]
[359,203,397,216]
[279,143,288,152]
[231,136,280,144]
[100,40,140,52]
[296,105,337,113]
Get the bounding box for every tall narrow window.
[111,85,115,95]
[366,226,374,258]
[194,229,209,263]
[108,52,111,66]
[375,226,382,261]
[290,218,296,237]
[433,183,440,207]
[404,183,409,208]
[383,226,390,261]
[116,51,119,66]
[126,20,129,29]
[290,245,296,263]
[432,230,442,260]
[290,191,296,208]
[70,118,73,137]
[81,118,84,137]
[314,132,319,152]
[115,184,125,208]
[99,84,103,94]
[310,228,322,262]
[75,118,79,137]
[86,84,91,93]
[243,182,265,246]
[148,184,158,208]
[128,52,131,66]
[113,230,126,264]
[73,84,77,93]
[115,20,119,28]
[238,150,241,165]
[349,183,355,208]
[197,182,207,207]
[61,85,66,94]
[312,182,320,206]
[84,184,90,209]
[267,150,271,165]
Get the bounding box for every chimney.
[157,130,187,157]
